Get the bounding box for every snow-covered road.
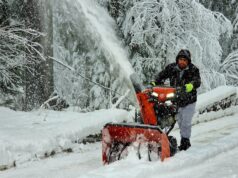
[0,143,102,178]
[1,108,238,178]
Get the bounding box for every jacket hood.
[176,49,191,64]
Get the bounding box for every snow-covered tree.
[0,0,54,110]
[231,6,238,51]
[220,49,238,86]
[0,24,45,109]
[221,4,238,87]
[200,0,238,59]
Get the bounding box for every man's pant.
[176,103,196,139]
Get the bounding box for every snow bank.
[0,107,131,167]
[0,146,13,170]
[196,85,236,111]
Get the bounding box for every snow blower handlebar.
[145,86,187,105]
[144,86,180,102]
[139,86,186,135]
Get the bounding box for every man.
[152,49,201,151]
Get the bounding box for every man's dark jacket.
[155,63,201,107]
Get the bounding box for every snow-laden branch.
[112,89,131,109]
[40,95,60,109]
[0,25,45,92]
[220,50,238,85]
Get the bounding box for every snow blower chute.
[102,74,180,164]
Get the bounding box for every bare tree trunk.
[40,0,54,103]
[23,0,53,110]
[0,0,9,26]
[23,0,42,110]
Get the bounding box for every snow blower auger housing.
[102,84,179,164]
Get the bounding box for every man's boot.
[178,137,191,151]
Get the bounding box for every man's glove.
[185,83,194,93]
[150,81,157,86]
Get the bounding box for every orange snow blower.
[102,75,180,164]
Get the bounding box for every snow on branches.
[0,25,45,93]
[220,49,238,86]
[234,13,238,32]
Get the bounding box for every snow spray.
[69,0,139,107]
[75,0,134,78]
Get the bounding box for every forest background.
[0,0,237,111]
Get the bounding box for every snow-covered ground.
[0,107,132,170]
[1,86,238,178]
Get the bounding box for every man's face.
[178,57,189,69]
